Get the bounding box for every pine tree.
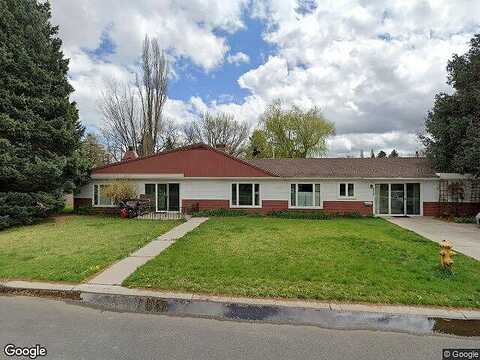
[0,0,85,228]
[388,149,399,158]
[377,150,387,158]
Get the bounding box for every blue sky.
[51,0,480,156]
[170,16,276,105]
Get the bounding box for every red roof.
[92,144,276,177]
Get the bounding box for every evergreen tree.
[421,34,480,176]
[377,150,387,158]
[0,0,85,228]
[388,149,399,158]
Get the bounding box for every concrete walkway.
[88,217,209,286]
[387,216,480,261]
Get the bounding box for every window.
[339,183,355,198]
[231,183,260,207]
[93,184,113,206]
[290,183,321,208]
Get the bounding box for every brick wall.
[73,197,91,210]
[73,197,118,215]
[182,198,373,215]
[423,202,480,217]
[182,199,229,212]
[323,201,373,216]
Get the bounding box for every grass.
[0,215,182,282]
[124,217,480,308]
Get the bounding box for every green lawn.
[0,215,182,282]
[124,217,480,308]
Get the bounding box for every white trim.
[338,182,356,199]
[436,173,474,180]
[288,182,323,209]
[92,173,184,179]
[230,182,262,208]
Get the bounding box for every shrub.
[269,210,333,220]
[0,191,64,230]
[103,181,137,205]
[191,208,370,220]
[192,208,251,217]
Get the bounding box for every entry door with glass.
[151,183,180,212]
[390,184,405,215]
[374,183,421,216]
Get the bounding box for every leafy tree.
[249,101,335,158]
[377,150,387,158]
[0,0,85,229]
[421,34,480,176]
[80,133,110,168]
[182,112,249,156]
[388,149,399,158]
[246,129,274,159]
[103,181,137,204]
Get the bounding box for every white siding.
[75,178,440,213]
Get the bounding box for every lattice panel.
[471,180,480,203]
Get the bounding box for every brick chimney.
[215,143,227,152]
[122,146,138,161]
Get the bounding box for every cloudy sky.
[50,0,479,157]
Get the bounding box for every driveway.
[387,217,480,261]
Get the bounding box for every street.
[0,296,478,360]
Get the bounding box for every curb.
[1,281,479,337]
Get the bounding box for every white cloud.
[50,0,249,129]
[227,52,250,65]
[227,0,479,155]
[50,0,480,156]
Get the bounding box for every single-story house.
[74,144,480,217]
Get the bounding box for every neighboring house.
[74,144,480,217]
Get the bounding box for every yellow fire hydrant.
[439,240,454,269]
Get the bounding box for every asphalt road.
[0,296,478,360]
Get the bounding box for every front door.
[156,183,180,212]
[406,183,421,215]
[375,183,421,216]
[390,184,405,215]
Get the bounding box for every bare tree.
[136,35,169,156]
[99,80,140,161]
[183,112,249,156]
[158,118,182,151]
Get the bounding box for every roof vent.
[122,146,139,161]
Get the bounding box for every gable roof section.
[247,157,438,178]
[92,144,276,177]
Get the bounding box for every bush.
[0,191,64,230]
[269,210,333,220]
[192,208,251,217]
[103,181,137,204]
[191,208,370,220]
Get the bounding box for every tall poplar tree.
[0,0,85,228]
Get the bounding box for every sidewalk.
[87,217,209,286]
